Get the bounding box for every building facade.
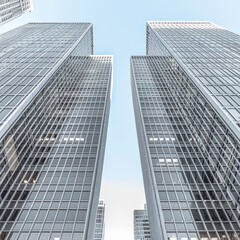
[0,0,33,25]
[0,23,112,240]
[134,204,151,240]
[94,200,105,240]
[131,22,240,240]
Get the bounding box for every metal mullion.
[0,89,61,203]
[0,30,64,84]
[57,56,109,237]
[176,106,240,233]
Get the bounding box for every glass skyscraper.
[0,23,112,240]
[134,204,151,240]
[0,0,33,25]
[131,21,240,240]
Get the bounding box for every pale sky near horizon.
[1,1,240,239]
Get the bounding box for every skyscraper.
[131,21,240,240]
[94,200,105,240]
[0,0,33,25]
[0,23,112,240]
[134,204,151,240]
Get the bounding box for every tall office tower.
[0,23,112,240]
[131,21,240,240]
[94,200,105,240]
[134,204,151,240]
[0,0,33,25]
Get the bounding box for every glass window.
[155,172,163,183]
[168,192,177,201]
[72,191,81,200]
[18,210,28,221]
[76,210,87,221]
[63,192,71,201]
[72,233,83,240]
[172,210,182,221]
[66,210,76,221]
[36,210,47,221]
[46,210,56,221]
[159,191,168,201]
[163,210,172,221]
[182,210,192,221]
[62,233,72,240]
[56,210,67,221]
[53,192,62,200]
[45,191,54,200]
[27,210,38,221]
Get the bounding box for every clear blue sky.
[1,0,240,239]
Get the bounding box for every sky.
[1,0,240,239]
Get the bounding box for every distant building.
[95,200,105,240]
[134,204,151,240]
[0,0,33,25]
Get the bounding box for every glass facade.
[0,0,33,25]
[131,21,240,240]
[94,200,105,240]
[0,23,93,140]
[134,204,151,240]
[147,22,240,137]
[0,23,112,240]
